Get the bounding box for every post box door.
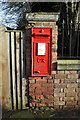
[32,27,52,76]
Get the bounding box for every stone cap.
[26,12,60,22]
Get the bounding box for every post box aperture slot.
[32,34,49,37]
[37,43,46,55]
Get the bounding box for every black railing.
[58,21,80,59]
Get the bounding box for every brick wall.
[26,22,80,109]
[28,71,80,109]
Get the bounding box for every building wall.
[26,22,80,109]
[28,71,79,109]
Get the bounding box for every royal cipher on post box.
[32,27,52,76]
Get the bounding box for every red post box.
[32,27,52,76]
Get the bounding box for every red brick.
[52,40,57,44]
[55,74,66,79]
[66,93,77,97]
[35,89,41,94]
[64,79,76,83]
[42,91,53,95]
[54,93,65,97]
[65,71,70,74]
[57,71,65,74]
[52,71,57,74]
[65,71,77,74]
[64,88,76,93]
[54,88,61,93]
[35,87,41,91]
[36,103,47,107]
[54,84,67,88]
[67,74,78,79]
[47,79,54,83]
[43,76,52,79]
[73,79,78,83]
[47,89,53,93]
[54,105,59,109]
[52,30,58,35]
[64,97,75,101]
[29,87,35,92]
[28,77,41,79]
[54,79,60,84]
[52,58,57,61]
[29,84,41,87]
[42,83,53,87]
[35,91,42,95]
[59,97,64,101]
[47,87,53,91]
[52,44,57,48]
[41,99,53,103]
[36,95,44,99]
[67,83,78,88]
[31,96,36,100]
[41,87,48,92]
[54,101,65,106]
[36,79,47,83]
[33,99,41,103]
[43,22,50,26]
[60,80,65,83]
[69,71,77,74]
[52,35,58,40]
[66,101,77,106]
[48,104,54,106]
[29,91,35,95]
[29,79,35,84]
[52,54,57,59]
[50,22,56,26]
[30,91,42,96]
[46,95,54,99]
[54,97,59,101]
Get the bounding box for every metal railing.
[58,21,80,59]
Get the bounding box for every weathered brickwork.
[29,73,79,109]
[26,22,80,109]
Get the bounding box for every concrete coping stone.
[26,12,60,22]
[57,60,80,70]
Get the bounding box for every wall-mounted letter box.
[32,27,52,76]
